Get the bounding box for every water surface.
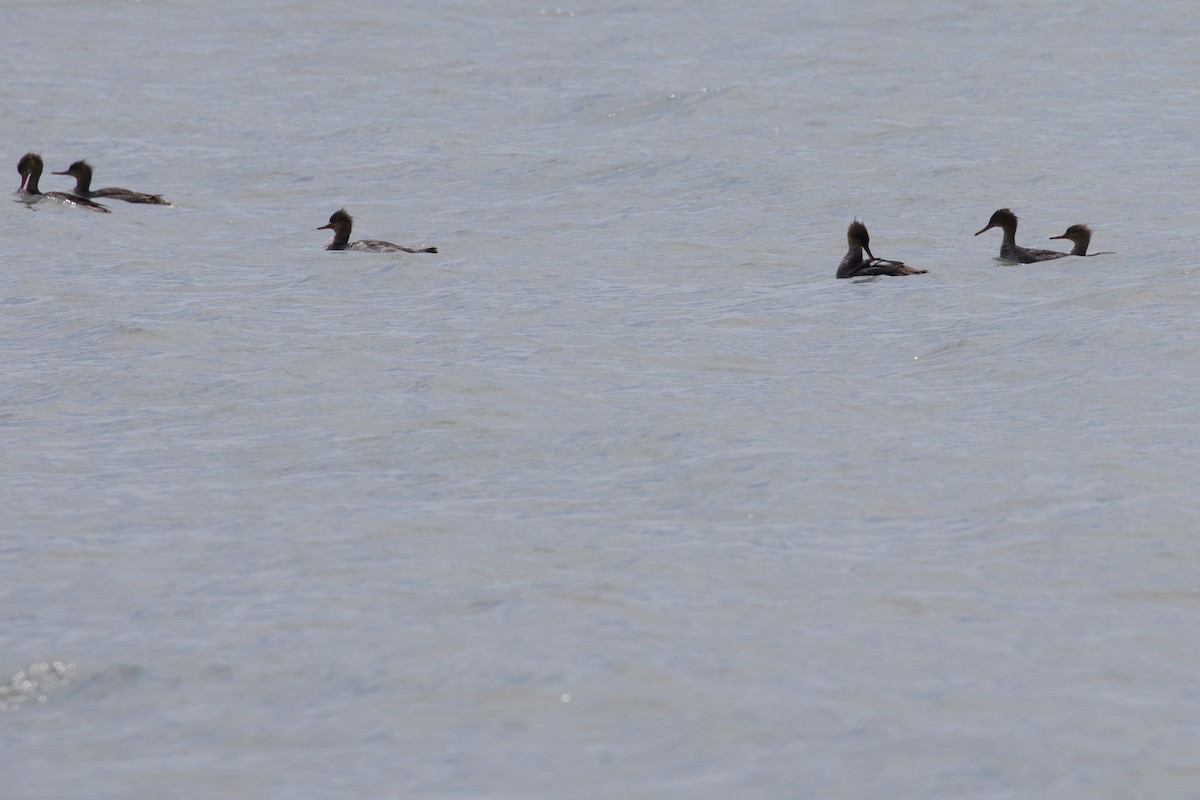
[3,1,1199,797]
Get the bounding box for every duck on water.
[317,209,437,253]
[974,208,1072,263]
[1048,224,1112,257]
[52,160,170,205]
[16,153,110,212]
[836,220,927,279]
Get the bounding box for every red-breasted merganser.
[1048,224,1112,256]
[317,209,437,253]
[974,208,1066,263]
[837,220,928,279]
[16,153,110,213]
[52,160,170,205]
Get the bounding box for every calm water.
[3,1,1199,797]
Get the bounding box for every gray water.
[3,0,1199,797]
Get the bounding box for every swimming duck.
[1048,224,1112,256]
[52,160,170,205]
[16,153,110,213]
[974,208,1066,262]
[837,220,927,279]
[317,209,437,253]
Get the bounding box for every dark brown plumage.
[836,220,927,279]
[52,160,170,205]
[317,208,437,253]
[17,153,110,213]
[1048,224,1112,256]
[974,208,1067,263]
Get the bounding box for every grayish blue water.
[3,1,1199,797]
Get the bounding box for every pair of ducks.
[837,208,1106,279]
[18,153,436,255]
[16,153,170,212]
